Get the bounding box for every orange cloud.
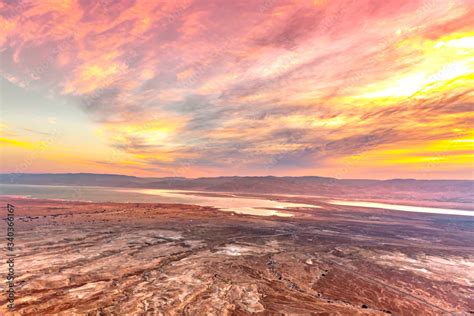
[0,137,37,149]
[1,0,473,178]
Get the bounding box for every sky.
[0,0,473,179]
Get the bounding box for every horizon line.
[1,172,472,182]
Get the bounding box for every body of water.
[1,184,473,217]
[0,184,320,217]
[328,200,474,217]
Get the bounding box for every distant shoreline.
[2,184,473,217]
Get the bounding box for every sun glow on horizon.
[1,0,473,179]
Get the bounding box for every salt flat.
[0,196,473,314]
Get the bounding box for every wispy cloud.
[1,0,473,178]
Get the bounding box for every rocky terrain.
[0,197,473,315]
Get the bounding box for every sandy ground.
[0,197,473,315]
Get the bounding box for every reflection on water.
[328,200,474,217]
[3,184,471,217]
[116,189,322,217]
[0,184,320,217]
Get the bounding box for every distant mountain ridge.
[1,173,473,204]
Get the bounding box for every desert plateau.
[1,192,473,315]
[1,0,474,314]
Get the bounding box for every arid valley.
[1,190,473,315]
[2,0,474,314]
